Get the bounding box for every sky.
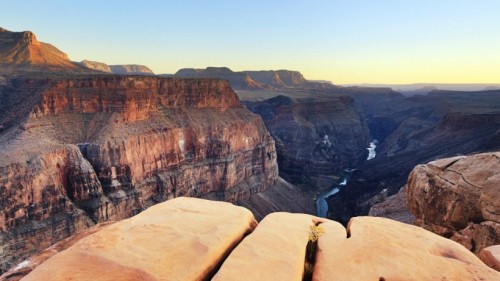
[1,0,499,84]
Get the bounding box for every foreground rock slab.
[18,199,499,280]
[313,217,499,280]
[21,198,256,281]
[213,213,320,281]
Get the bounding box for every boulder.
[406,152,500,253]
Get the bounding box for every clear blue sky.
[1,0,499,83]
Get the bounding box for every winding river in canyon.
[316,140,377,217]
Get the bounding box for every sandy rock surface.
[21,198,256,281]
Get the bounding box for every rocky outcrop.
[20,198,257,281]
[18,199,499,280]
[0,75,278,273]
[0,28,81,70]
[244,95,369,189]
[313,216,499,280]
[109,64,154,75]
[406,152,500,254]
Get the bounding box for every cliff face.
[406,152,500,254]
[244,95,369,189]
[0,76,278,273]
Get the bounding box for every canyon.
[0,74,278,273]
[235,87,500,225]
[1,26,499,277]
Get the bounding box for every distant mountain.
[79,60,112,73]
[349,83,500,95]
[0,27,82,70]
[79,60,155,75]
[172,67,334,90]
[109,64,154,75]
[173,67,263,90]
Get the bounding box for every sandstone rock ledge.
[20,198,256,281]
[18,198,498,281]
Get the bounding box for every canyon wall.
[0,76,278,273]
[243,95,369,190]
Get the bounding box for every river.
[316,175,348,218]
[367,140,378,160]
[316,141,378,217]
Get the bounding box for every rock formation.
[313,216,498,280]
[20,198,257,281]
[242,70,307,88]
[109,64,154,75]
[173,67,334,91]
[406,152,500,254]
[0,28,82,70]
[79,61,155,75]
[213,212,319,281]
[79,60,112,73]
[0,75,278,273]
[174,67,264,90]
[16,198,499,281]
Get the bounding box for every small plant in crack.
[304,224,324,281]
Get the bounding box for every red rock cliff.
[0,76,278,273]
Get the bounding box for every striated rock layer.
[406,152,500,254]
[19,199,499,281]
[0,75,278,273]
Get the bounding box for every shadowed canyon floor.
[6,198,498,281]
